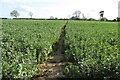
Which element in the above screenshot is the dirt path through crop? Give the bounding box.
[32,22,67,80]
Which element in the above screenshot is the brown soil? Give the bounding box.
[31,24,67,80]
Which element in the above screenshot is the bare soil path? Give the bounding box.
[31,23,67,80]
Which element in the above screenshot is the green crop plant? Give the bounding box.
[2,19,66,79]
[64,21,119,78]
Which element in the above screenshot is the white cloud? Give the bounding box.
[1,0,61,4]
[1,0,13,3]
[18,5,35,12]
[0,0,119,19]
[15,5,36,18]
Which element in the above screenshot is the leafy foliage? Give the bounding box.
[64,21,120,78]
[2,19,66,79]
[10,10,20,18]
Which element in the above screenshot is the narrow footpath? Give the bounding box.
[32,22,68,80]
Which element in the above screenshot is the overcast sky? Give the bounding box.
[0,0,119,20]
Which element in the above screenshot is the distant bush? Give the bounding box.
[100,17,108,21]
[70,16,80,20]
[116,17,120,22]
[1,18,8,19]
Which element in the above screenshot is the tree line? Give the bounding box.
[1,10,120,21]
[10,10,33,18]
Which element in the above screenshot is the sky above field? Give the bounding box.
[0,0,119,20]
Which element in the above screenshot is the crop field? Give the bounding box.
[2,19,66,78]
[1,19,120,79]
[64,21,119,78]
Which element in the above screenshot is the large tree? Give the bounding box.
[10,10,20,18]
[73,10,81,18]
[50,16,54,19]
[82,13,86,19]
[99,11,104,19]
[29,12,33,18]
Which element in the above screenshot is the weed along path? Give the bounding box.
[32,22,68,80]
